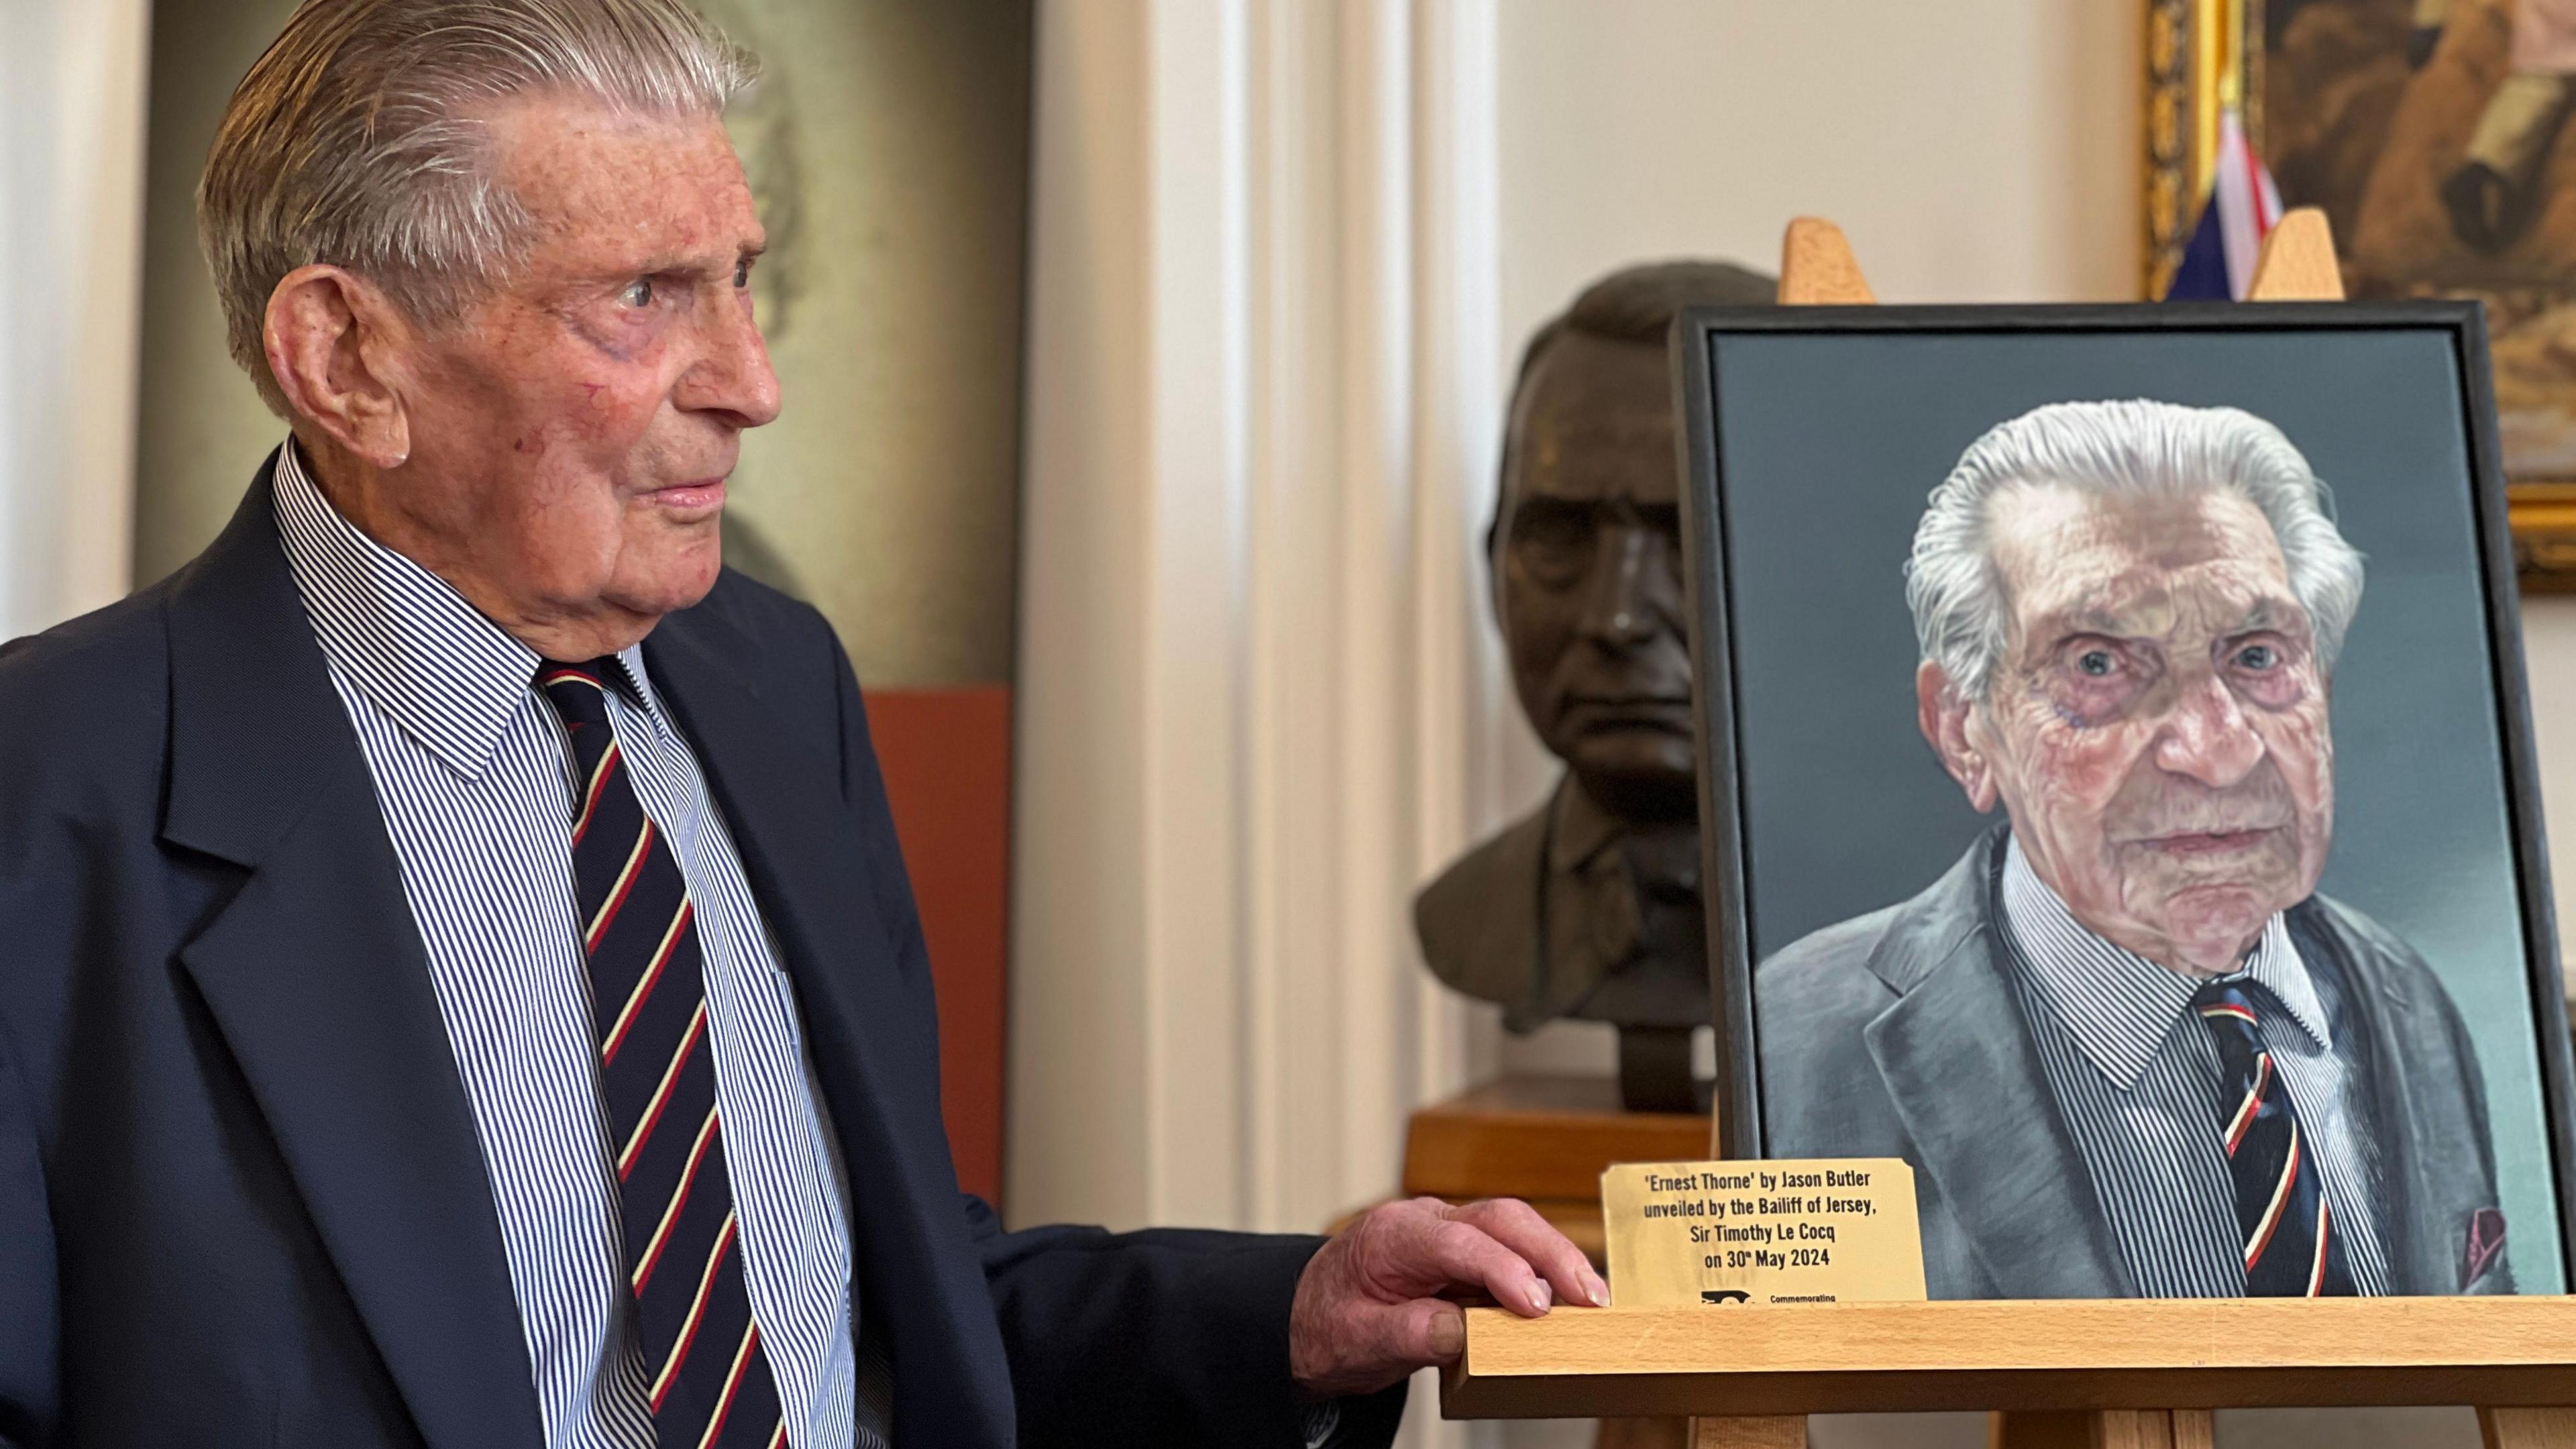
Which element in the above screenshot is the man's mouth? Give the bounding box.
[1563,695,1693,729]
[646,478,727,514]
[2130,826,2282,856]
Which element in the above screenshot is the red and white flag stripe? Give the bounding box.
[2214,107,2284,301]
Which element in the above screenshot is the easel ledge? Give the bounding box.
[1444,1299,2576,1426]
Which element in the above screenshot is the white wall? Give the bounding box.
[0,0,149,640]
[1497,0,2144,324]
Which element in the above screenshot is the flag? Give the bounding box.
[2163,107,2285,301]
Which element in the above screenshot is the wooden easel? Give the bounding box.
[1442,212,2576,1449]
[1444,1299,2576,1448]
[1774,208,2345,307]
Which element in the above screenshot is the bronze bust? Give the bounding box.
[1414,260,1773,1112]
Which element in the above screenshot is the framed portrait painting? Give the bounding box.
[2149,0,2576,580]
[1677,303,2576,1302]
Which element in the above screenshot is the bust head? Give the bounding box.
[1492,261,1773,822]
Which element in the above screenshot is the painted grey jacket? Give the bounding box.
[1756,826,2515,1299]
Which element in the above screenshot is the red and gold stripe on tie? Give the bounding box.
[586,816,657,951]
[634,1106,724,1293]
[602,898,694,1065]
[2243,1122,2303,1273]
[651,1212,741,1412]
[573,740,621,847]
[696,1322,766,1449]
[2221,1052,2271,1157]
[619,1001,708,1180]
[2306,1194,2332,1297]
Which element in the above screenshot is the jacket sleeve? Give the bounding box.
[0,1016,58,1447]
[817,614,1403,1446]
[965,1199,1407,1448]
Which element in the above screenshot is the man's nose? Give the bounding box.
[2153,674,2266,788]
[1574,525,1668,649]
[681,293,783,428]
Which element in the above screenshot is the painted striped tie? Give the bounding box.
[2191,980,2353,1297]
[539,661,788,1449]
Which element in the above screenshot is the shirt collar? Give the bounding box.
[271,439,676,778]
[1998,833,2330,1090]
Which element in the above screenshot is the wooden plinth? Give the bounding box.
[1397,1075,1709,1266]
[1443,1299,2576,1419]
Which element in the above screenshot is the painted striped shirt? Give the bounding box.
[272,443,892,1448]
[1997,837,2392,1297]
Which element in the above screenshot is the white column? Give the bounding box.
[0,0,150,640]
[1012,0,1515,1249]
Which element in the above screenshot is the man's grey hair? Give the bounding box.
[199,0,756,416]
[1904,398,2365,700]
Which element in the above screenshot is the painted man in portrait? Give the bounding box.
[1756,399,2512,1299]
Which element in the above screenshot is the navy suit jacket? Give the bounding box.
[0,464,1394,1448]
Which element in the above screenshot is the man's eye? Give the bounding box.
[621,278,655,308]
[734,258,754,288]
[2235,643,2279,671]
[1511,511,1595,580]
[2076,649,2117,678]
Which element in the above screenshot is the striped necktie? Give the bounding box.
[2191,979,2354,1297]
[539,660,788,1449]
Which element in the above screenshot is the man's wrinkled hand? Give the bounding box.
[1288,1195,1607,1399]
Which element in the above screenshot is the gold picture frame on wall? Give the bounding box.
[2148,0,2576,584]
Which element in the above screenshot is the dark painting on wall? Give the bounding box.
[2267,0,2576,478]
[2152,0,2576,576]
[1679,303,2576,1301]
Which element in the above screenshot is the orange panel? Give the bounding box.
[861,686,1012,1206]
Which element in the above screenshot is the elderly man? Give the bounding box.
[1758,399,2510,1302]
[0,3,1599,1446]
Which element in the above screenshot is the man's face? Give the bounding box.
[1933,484,2336,976]
[385,98,778,639]
[1497,331,1694,819]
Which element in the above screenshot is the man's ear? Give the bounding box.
[262,265,415,469]
[1917,661,1999,813]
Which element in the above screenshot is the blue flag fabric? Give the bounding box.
[2164,201,2233,301]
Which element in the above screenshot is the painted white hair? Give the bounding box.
[199,0,757,416]
[1903,398,2365,700]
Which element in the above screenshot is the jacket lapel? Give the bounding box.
[2290,902,2453,1293]
[160,465,543,1449]
[1860,835,2130,1297]
[645,596,1013,1449]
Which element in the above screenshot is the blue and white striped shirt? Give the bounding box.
[1997,837,2392,1297]
[272,443,891,1448]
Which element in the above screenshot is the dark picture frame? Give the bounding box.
[1674,301,2576,1291]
